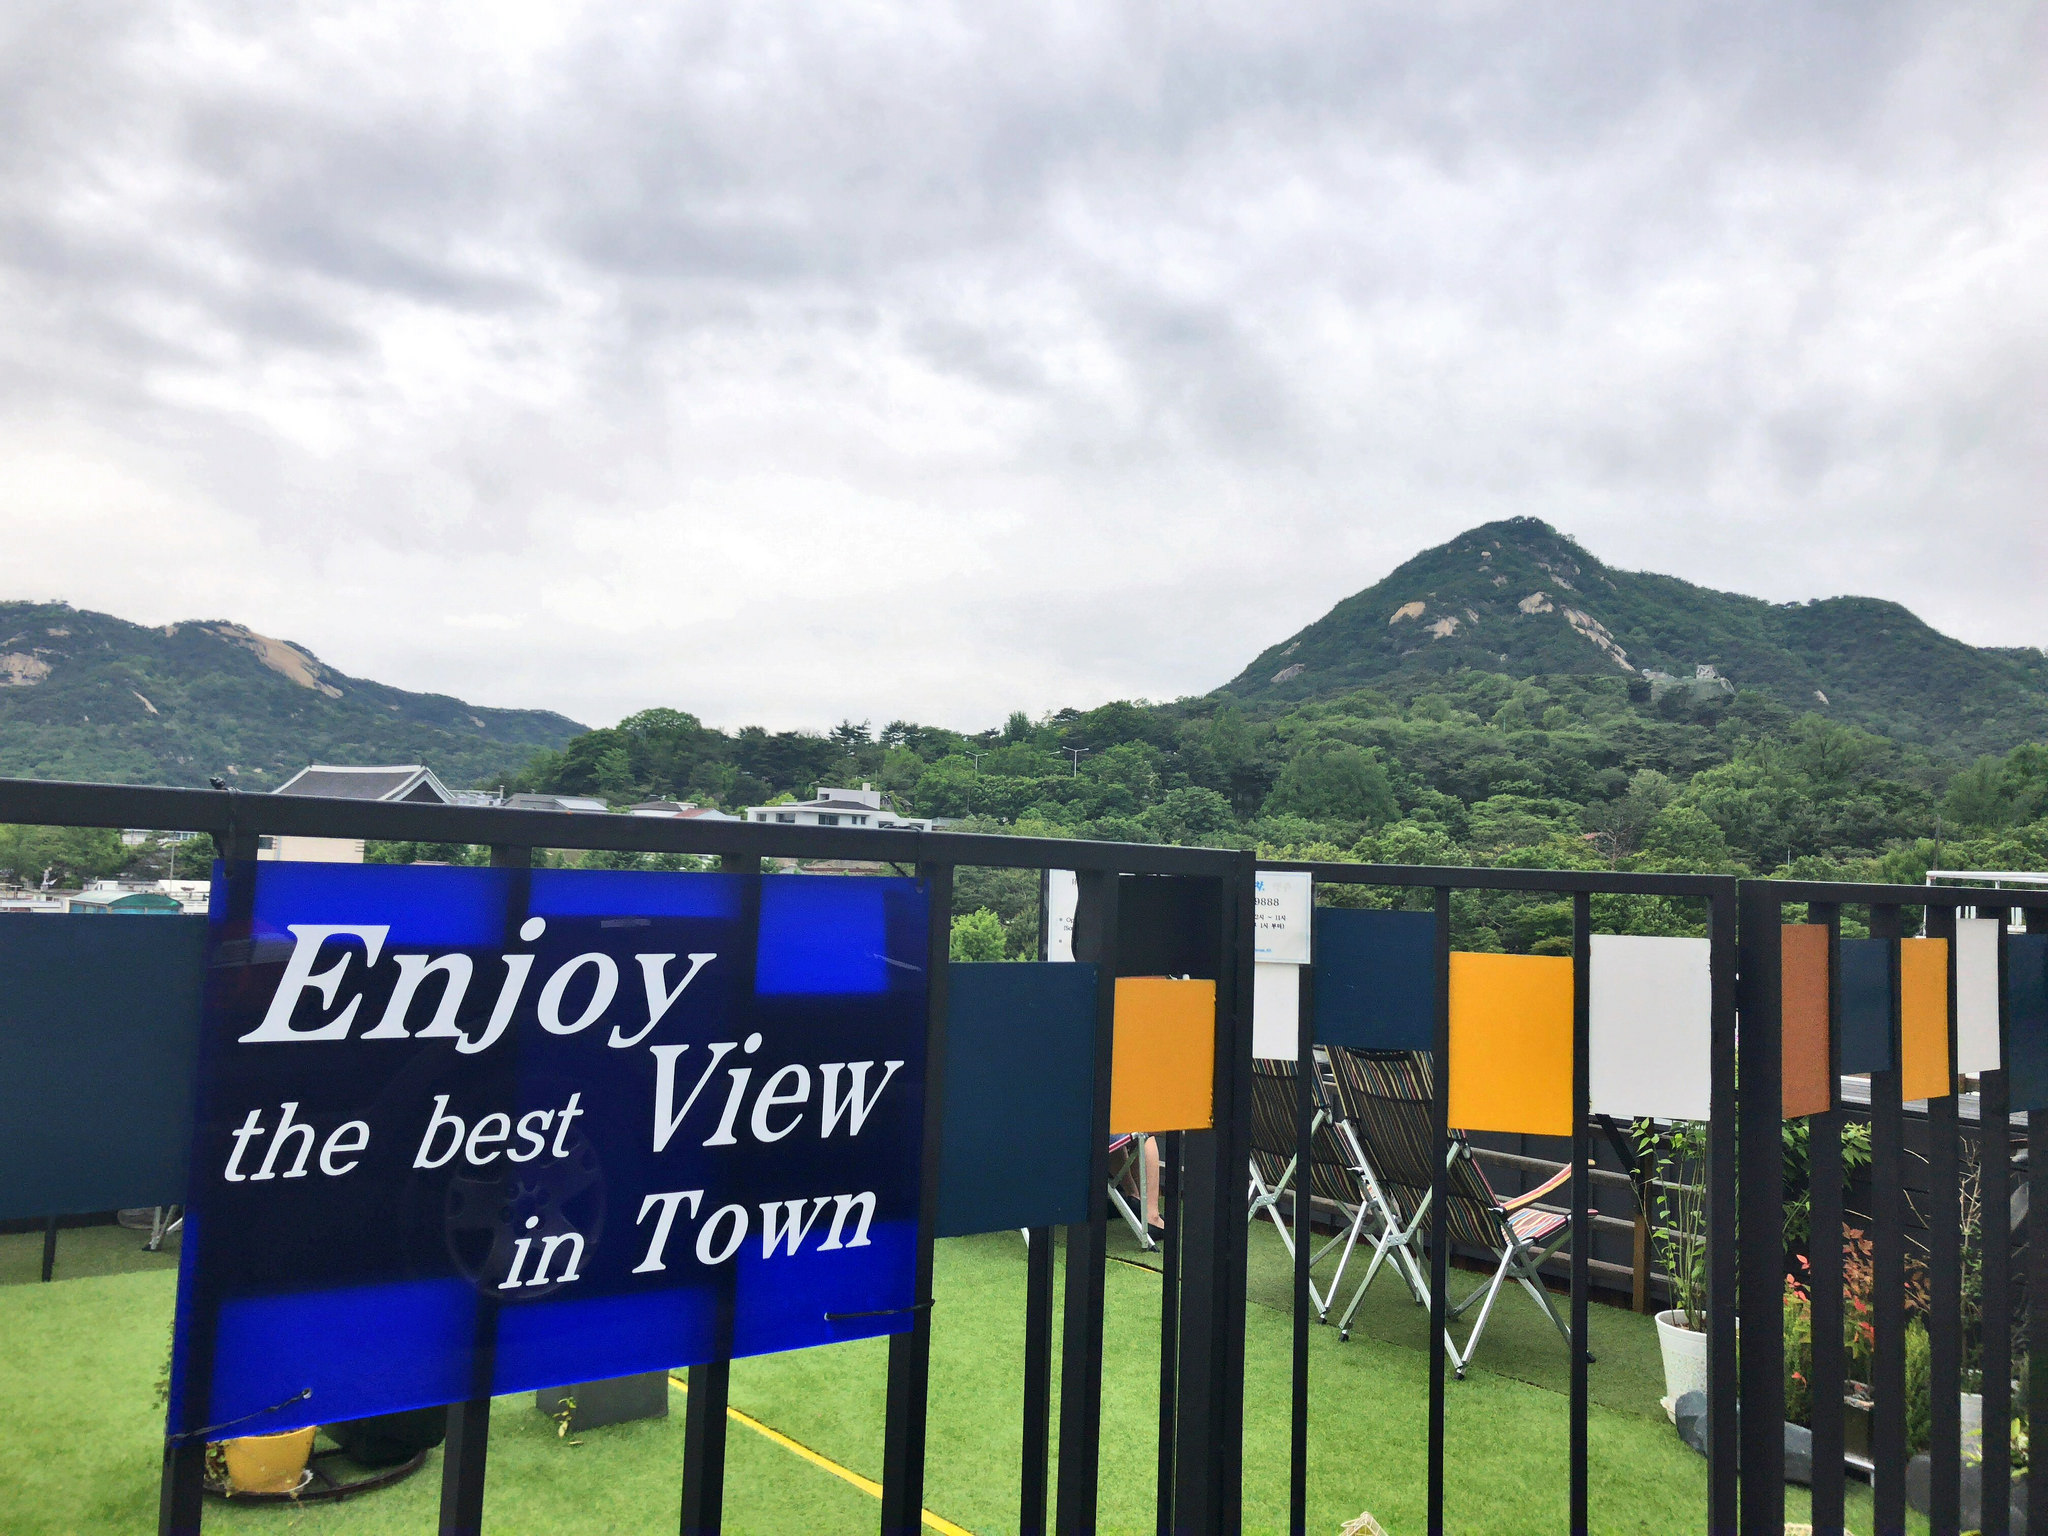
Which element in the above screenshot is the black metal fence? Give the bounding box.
[8,770,2048,1534]
[1732,880,2048,1536]
[1249,866,2048,1536]
[0,777,1254,1536]
[1257,860,1740,1535]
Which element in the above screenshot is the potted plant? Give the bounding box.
[155,1317,317,1496]
[1787,1229,1933,1473]
[212,1429,316,1495]
[1636,1118,1709,1408]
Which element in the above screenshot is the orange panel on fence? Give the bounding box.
[1109,977,1216,1133]
[1781,924,1832,1118]
[1900,937,1952,1102]
[1447,952,1573,1136]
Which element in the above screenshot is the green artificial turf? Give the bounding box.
[0,1221,1911,1534]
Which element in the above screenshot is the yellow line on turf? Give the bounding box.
[1108,1254,1161,1276]
[667,1375,972,1536]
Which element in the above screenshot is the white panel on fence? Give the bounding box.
[1254,871,1313,964]
[1045,870,1077,962]
[1589,934,1712,1122]
[1253,962,1301,1060]
[1956,917,2001,1075]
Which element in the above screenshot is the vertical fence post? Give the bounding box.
[159,819,260,1536]
[1290,956,1315,1536]
[1869,904,1908,1534]
[1981,907,2012,1536]
[1707,884,1740,1535]
[1926,904,1962,1536]
[2026,903,2048,1536]
[1735,882,1786,1533]
[679,1362,729,1536]
[1021,868,1057,1536]
[1172,862,1253,1534]
[1807,902,1847,1536]
[1155,1132,1180,1536]
[1056,869,1118,1535]
[439,1393,493,1536]
[1570,891,1591,1536]
[440,841,531,1536]
[679,853,756,1534]
[879,859,952,1535]
[1020,1224,1055,1536]
[1427,883,1452,1536]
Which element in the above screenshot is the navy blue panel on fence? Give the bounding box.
[937,962,1098,1238]
[171,863,930,1439]
[0,913,205,1220]
[2007,935,2048,1112]
[1312,908,1436,1051]
[1840,939,1893,1074]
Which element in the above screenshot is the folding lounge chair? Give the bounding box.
[1245,1058,1387,1315]
[1326,1048,1580,1378]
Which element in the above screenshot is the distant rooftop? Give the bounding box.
[272,764,455,803]
[506,792,611,814]
[797,785,886,811]
[629,800,741,821]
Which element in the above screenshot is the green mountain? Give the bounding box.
[1225,517,2048,759]
[0,602,583,790]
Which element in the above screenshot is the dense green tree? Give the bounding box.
[1263,744,1397,825]
[0,824,128,887]
[483,655,2048,958]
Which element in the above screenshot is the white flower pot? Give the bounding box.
[1962,1391,1983,1464]
[1656,1308,1708,1408]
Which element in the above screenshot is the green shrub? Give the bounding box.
[948,908,1006,963]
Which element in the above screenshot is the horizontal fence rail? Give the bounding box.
[0,776,1231,876]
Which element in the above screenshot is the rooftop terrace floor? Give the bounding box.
[0,1220,1903,1534]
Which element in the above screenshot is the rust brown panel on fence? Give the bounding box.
[1782,923,1832,1117]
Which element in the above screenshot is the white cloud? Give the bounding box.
[1,0,2043,732]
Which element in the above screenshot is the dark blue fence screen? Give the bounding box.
[1311,907,1435,1051]
[0,913,205,1221]
[2008,932,2048,1111]
[937,962,1097,1238]
[1839,937,1894,1074]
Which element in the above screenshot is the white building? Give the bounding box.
[742,784,931,832]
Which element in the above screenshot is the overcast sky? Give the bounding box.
[4,3,2044,732]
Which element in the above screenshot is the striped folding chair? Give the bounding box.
[1246,1057,1383,1315]
[1326,1047,1579,1377]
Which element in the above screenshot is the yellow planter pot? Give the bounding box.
[220,1427,315,1495]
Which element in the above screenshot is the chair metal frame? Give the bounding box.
[1324,1046,1582,1378]
[1246,1059,1387,1316]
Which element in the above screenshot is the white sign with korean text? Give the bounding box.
[1254,870,1312,965]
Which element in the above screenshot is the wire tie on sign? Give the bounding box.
[822,1301,934,1322]
[166,1387,313,1444]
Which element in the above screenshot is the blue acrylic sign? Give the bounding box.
[168,863,929,1441]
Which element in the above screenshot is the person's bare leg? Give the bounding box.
[1144,1136,1162,1229]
